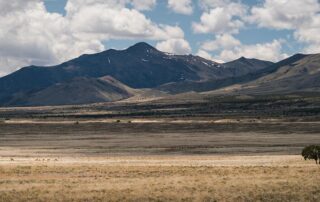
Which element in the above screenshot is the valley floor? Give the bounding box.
[1,95,320,201]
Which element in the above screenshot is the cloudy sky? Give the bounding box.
[0,0,319,76]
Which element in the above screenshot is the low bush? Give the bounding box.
[302,145,320,164]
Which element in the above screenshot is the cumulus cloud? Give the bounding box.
[66,0,183,40]
[248,0,320,53]
[156,39,192,55]
[0,0,185,76]
[67,3,183,40]
[0,0,103,74]
[201,34,241,51]
[167,0,193,15]
[197,36,288,63]
[248,0,320,29]
[217,39,288,62]
[193,2,247,34]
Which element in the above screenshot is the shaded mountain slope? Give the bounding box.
[6,76,133,106]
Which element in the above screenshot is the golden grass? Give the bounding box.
[0,155,320,202]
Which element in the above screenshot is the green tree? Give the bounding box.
[301,145,320,164]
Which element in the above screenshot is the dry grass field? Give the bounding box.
[0,155,320,202]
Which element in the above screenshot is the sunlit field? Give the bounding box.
[0,155,319,202]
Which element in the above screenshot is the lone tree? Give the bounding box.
[302,145,320,164]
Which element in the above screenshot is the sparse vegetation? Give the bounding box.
[0,156,319,202]
[302,145,320,164]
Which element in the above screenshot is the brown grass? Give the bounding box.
[0,155,319,202]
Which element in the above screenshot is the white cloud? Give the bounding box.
[0,1,103,73]
[201,34,241,51]
[216,39,288,62]
[66,0,183,40]
[130,0,156,11]
[0,0,185,76]
[248,0,320,54]
[68,4,184,40]
[168,0,193,15]
[197,37,288,63]
[156,39,192,55]
[198,0,230,10]
[193,2,247,34]
[294,15,320,53]
[248,0,320,30]
[196,0,320,59]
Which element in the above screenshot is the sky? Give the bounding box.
[0,0,319,76]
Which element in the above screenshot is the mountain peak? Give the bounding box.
[127,42,156,52]
[238,56,248,61]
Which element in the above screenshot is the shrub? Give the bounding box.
[301,145,320,164]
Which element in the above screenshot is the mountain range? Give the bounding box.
[0,42,319,106]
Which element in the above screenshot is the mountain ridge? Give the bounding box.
[208,53,320,95]
[4,42,317,106]
[0,42,275,106]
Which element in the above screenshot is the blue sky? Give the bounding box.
[0,0,319,76]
